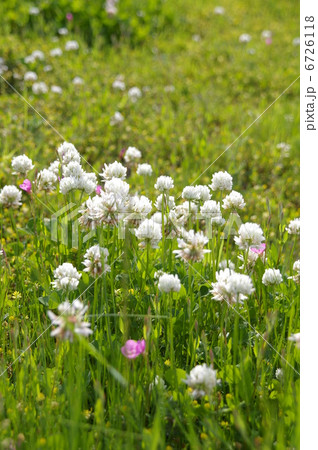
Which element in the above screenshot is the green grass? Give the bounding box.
[0,0,299,448]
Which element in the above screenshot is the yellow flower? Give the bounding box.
[200,433,208,440]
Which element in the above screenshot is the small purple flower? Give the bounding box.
[19,179,32,193]
[265,38,272,45]
[96,185,102,195]
[66,13,73,21]
[121,339,146,359]
[119,148,126,160]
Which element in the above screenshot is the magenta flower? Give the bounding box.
[119,148,126,160]
[19,179,32,193]
[265,38,272,45]
[250,243,266,254]
[66,13,73,21]
[96,185,102,195]
[121,339,146,359]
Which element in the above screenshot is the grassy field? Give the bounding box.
[0,0,299,449]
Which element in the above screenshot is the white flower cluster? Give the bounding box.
[200,200,224,225]
[183,364,219,398]
[36,168,58,192]
[211,268,254,304]
[82,245,111,277]
[124,147,142,164]
[135,219,162,248]
[137,163,153,177]
[32,82,48,94]
[222,191,246,210]
[100,161,127,181]
[0,185,22,209]
[288,260,300,283]
[285,218,300,235]
[128,87,142,102]
[51,262,81,292]
[182,185,211,202]
[11,154,34,175]
[209,171,232,191]
[155,176,174,192]
[157,273,181,293]
[262,268,283,286]
[48,300,92,342]
[234,223,265,250]
[174,230,210,262]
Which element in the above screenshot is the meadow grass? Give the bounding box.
[0,0,299,448]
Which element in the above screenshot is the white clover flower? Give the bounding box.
[58,27,68,35]
[73,76,84,85]
[157,273,181,293]
[0,185,22,209]
[36,168,57,192]
[155,194,175,211]
[60,176,77,195]
[183,364,218,399]
[128,86,142,102]
[293,37,300,46]
[104,178,130,202]
[164,85,175,92]
[174,230,210,262]
[169,202,198,227]
[151,212,167,225]
[137,163,153,176]
[94,192,123,226]
[194,185,211,202]
[65,40,79,51]
[78,196,102,230]
[288,259,300,283]
[211,268,254,304]
[43,65,52,72]
[200,200,224,225]
[100,161,127,181]
[105,0,119,15]
[124,146,142,163]
[110,111,124,125]
[50,48,63,57]
[51,262,81,291]
[29,6,40,15]
[48,160,60,175]
[48,300,92,342]
[288,332,300,348]
[276,142,291,157]
[11,154,34,175]
[219,260,235,270]
[62,161,84,178]
[234,222,265,249]
[210,171,232,191]
[51,85,63,94]
[239,33,252,43]
[112,79,126,91]
[32,82,48,94]
[214,6,225,15]
[24,55,35,64]
[58,142,81,165]
[82,245,110,277]
[222,191,246,210]
[154,176,174,192]
[135,219,162,248]
[81,172,98,194]
[262,268,283,286]
[182,186,198,201]
[24,71,38,81]
[285,218,300,235]
[128,195,152,215]
[149,375,166,391]
[31,50,45,60]
[275,368,283,380]
[261,30,272,39]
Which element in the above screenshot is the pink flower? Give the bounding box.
[66,13,73,21]
[121,339,146,359]
[119,148,126,160]
[265,38,272,45]
[19,179,32,193]
[250,243,266,254]
[96,185,102,195]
